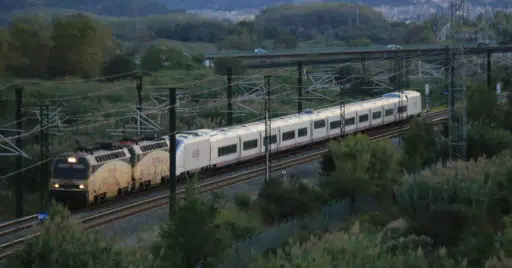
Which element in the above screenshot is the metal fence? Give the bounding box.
[220,196,378,267]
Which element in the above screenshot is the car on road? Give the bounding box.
[387,44,402,50]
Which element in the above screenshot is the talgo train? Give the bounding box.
[49,90,422,206]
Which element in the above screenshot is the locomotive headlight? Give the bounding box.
[67,157,77,163]
[78,184,85,189]
[53,184,60,188]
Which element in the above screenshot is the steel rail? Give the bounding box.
[0,109,449,259]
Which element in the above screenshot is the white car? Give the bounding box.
[387,44,402,50]
[254,48,268,55]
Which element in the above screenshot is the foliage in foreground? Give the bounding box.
[320,134,402,202]
[251,222,463,267]
[151,183,232,268]
[3,201,155,268]
[394,150,512,266]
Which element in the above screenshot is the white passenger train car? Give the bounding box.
[49,91,423,207]
[173,90,422,176]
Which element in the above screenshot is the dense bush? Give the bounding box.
[319,134,402,203]
[467,122,512,160]
[395,151,512,266]
[401,119,445,171]
[251,222,464,267]
[151,184,231,268]
[3,201,154,268]
[257,177,324,224]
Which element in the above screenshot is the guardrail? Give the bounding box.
[0,109,449,260]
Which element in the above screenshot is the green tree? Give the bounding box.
[257,177,324,223]
[140,43,194,72]
[467,122,512,160]
[5,201,152,268]
[213,57,247,76]
[48,13,114,78]
[467,83,498,124]
[251,226,462,267]
[403,24,435,44]
[217,34,254,50]
[401,119,444,171]
[273,34,298,49]
[348,37,372,47]
[320,134,402,205]
[151,182,231,268]
[7,15,52,78]
[102,54,136,79]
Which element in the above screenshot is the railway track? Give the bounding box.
[0,109,448,260]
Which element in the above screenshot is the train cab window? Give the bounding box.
[298,127,308,137]
[397,106,407,113]
[385,108,394,116]
[52,158,90,179]
[372,111,382,119]
[330,120,341,129]
[345,117,355,126]
[282,131,295,141]
[359,114,369,123]
[243,139,258,151]
[263,135,277,146]
[218,144,237,157]
[314,120,326,129]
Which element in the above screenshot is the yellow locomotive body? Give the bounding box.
[50,145,133,206]
[50,138,171,207]
[132,139,170,190]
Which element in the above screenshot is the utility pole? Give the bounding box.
[39,104,50,212]
[264,75,271,182]
[136,74,143,137]
[297,61,303,113]
[447,0,468,161]
[168,87,177,219]
[15,86,23,218]
[226,67,233,126]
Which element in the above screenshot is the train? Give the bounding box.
[49,90,422,206]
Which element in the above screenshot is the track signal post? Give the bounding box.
[168,87,177,218]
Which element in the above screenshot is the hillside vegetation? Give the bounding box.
[0,0,170,18]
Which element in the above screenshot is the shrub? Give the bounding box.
[251,222,464,267]
[4,201,153,268]
[257,177,324,223]
[234,192,252,211]
[151,183,231,268]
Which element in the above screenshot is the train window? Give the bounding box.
[298,127,308,137]
[359,114,369,123]
[282,131,295,141]
[385,108,394,116]
[314,120,325,129]
[372,111,382,119]
[243,139,258,150]
[397,106,407,113]
[330,120,341,129]
[218,144,237,157]
[345,117,355,125]
[263,135,277,146]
